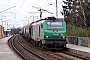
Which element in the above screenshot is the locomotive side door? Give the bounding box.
[39,23,44,39]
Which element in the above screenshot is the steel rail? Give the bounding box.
[61,51,90,60]
[11,36,28,60]
[18,39,46,60]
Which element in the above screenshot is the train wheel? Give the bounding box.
[33,41,36,45]
[63,44,66,49]
[38,41,42,47]
[64,44,66,49]
[42,44,46,49]
[35,41,38,45]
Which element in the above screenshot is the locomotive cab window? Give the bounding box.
[41,24,43,28]
[47,22,63,30]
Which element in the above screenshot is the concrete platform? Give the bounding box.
[0,36,20,60]
[67,44,90,53]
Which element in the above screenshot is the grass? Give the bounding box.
[67,24,90,37]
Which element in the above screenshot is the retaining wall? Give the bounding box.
[67,36,90,48]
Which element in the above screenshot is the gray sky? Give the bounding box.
[0,0,64,29]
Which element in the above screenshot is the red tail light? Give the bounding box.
[61,34,64,36]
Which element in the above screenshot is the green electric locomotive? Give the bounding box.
[30,17,67,49]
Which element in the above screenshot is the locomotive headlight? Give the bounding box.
[63,36,65,38]
[46,36,49,38]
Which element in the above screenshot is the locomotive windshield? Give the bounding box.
[47,22,63,30]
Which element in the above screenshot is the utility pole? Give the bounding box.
[0,6,16,29]
[7,21,8,29]
[33,16,34,21]
[1,15,3,26]
[22,20,30,26]
[26,15,38,22]
[32,6,54,20]
[39,8,42,19]
[28,12,39,20]
[56,0,58,18]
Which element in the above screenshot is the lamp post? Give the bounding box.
[56,0,58,18]
[1,15,3,26]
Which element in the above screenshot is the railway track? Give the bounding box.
[19,35,68,60]
[61,50,90,60]
[54,50,90,60]
[8,35,90,60]
[17,38,46,60]
[11,36,28,60]
[8,35,46,60]
[19,35,86,60]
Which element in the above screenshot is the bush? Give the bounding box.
[67,24,90,37]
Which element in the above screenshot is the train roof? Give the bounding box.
[45,17,64,21]
[24,17,65,28]
[32,20,45,25]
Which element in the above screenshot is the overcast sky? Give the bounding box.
[0,0,64,29]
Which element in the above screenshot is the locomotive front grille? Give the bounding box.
[45,40,67,45]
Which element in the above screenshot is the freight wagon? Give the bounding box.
[0,25,4,39]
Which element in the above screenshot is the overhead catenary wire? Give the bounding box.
[26,0,46,20]
[25,0,43,20]
[35,0,44,6]
[0,6,16,13]
[27,0,55,21]
[41,0,49,7]
[44,2,55,8]
[16,0,25,14]
[28,0,47,12]
[16,0,21,7]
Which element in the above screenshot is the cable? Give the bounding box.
[28,0,44,12]
[16,0,21,7]
[44,2,55,8]
[26,0,44,20]
[16,0,25,14]
[41,0,48,7]
[0,6,16,13]
[35,0,44,6]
